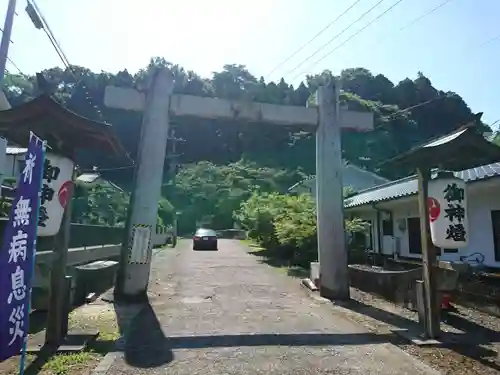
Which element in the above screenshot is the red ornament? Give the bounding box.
[58,181,73,209]
[428,197,441,222]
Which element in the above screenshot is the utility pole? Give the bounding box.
[0,0,17,87]
[168,127,179,181]
[105,68,173,302]
[167,127,182,245]
[417,167,440,338]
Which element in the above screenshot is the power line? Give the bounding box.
[4,56,32,84]
[478,33,500,49]
[265,0,364,78]
[383,96,448,120]
[490,119,500,130]
[291,0,406,81]
[27,0,107,123]
[27,1,136,165]
[6,56,22,73]
[0,27,14,44]
[29,1,71,67]
[282,0,388,79]
[394,0,452,34]
[294,0,452,80]
[343,0,454,66]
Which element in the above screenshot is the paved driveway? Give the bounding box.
[100,239,439,375]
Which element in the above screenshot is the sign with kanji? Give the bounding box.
[0,132,45,361]
[428,171,468,249]
[37,153,74,237]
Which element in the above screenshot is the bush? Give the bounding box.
[233,192,288,249]
[234,191,366,267]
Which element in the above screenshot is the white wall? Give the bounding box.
[348,179,500,268]
[4,153,23,178]
[0,138,6,182]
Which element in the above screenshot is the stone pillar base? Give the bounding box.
[319,285,350,301]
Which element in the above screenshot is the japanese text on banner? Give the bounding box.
[444,182,466,242]
[0,133,44,362]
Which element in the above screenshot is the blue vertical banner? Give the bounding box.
[0,132,45,362]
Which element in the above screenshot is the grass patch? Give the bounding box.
[240,239,264,250]
[241,239,309,279]
[0,303,120,375]
[41,351,98,375]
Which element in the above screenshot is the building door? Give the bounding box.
[407,217,444,256]
[407,217,422,254]
[491,210,500,261]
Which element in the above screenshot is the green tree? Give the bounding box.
[234,191,366,267]
[164,160,305,234]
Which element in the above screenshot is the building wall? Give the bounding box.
[348,179,500,268]
[0,138,6,176]
[4,153,25,179]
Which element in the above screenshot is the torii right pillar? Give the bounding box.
[315,82,373,299]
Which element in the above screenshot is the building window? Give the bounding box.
[382,218,394,236]
[491,210,500,261]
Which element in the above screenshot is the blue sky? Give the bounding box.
[2,0,500,126]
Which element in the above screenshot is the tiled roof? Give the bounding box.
[345,162,500,208]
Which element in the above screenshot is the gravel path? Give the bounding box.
[100,240,439,375]
[335,287,500,375]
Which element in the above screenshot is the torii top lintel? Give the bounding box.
[104,85,374,131]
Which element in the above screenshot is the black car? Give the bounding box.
[192,228,218,250]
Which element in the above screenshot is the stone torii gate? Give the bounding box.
[104,68,373,302]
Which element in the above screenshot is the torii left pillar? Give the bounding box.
[105,68,173,301]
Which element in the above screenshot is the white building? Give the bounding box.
[345,162,500,268]
[289,161,390,196]
[4,146,26,179]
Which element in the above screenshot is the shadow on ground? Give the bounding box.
[111,298,398,369]
[334,298,500,373]
[161,331,393,349]
[27,306,80,335]
[118,301,174,368]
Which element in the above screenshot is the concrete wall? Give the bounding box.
[348,265,422,310]
[348,179,500,268]
[31,244,122,310]
[153,233,169,246]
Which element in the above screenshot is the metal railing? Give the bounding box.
[0,219,125,251]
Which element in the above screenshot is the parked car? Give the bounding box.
[192,228,218,251]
